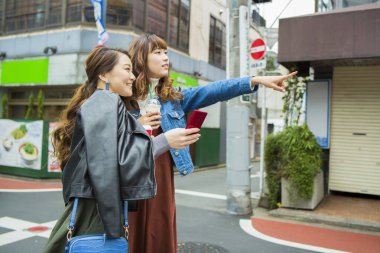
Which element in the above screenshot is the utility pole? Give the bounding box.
[226,0,251,215]
[102,0,107,24]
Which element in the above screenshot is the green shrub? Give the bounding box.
[37,89,44,120]
[25,93,35,120]
[264,124,321,209]
[264,131,285,209]
[281,125,322,200]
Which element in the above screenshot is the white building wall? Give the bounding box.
[189,0,227,61]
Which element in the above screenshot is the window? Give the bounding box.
[66,0,82,23]
[209,16,226,69]
[178,0,190,51]
[147,0,167,39]
[8,87,75,120]
[131,0,190,53]
[47,0,62,26]
[1,0,191,53]
[0,0,4,33]
[5,0,46,32]
[133,0,145,30]
[107,0,132,26]
[169,0,179,46]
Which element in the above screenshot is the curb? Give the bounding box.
[269,208,380,233]
[0,173,61,183]
[174,160,261,176]
[173,164,226,176]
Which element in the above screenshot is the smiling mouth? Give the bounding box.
[162,64,169,68]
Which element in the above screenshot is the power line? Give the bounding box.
[269,0,294,28]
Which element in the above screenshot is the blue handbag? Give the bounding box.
[65,198,129,253]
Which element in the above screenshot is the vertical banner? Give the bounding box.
[306,80,331,149]
[92,0,109,46]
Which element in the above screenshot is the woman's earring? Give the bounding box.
[105,81,109,91]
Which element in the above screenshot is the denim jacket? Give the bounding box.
[131,76,258,176]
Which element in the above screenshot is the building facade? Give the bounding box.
[278,2,380,196]
[0,0,229,167]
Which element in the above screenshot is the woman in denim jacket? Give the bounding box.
[126,34,296,253]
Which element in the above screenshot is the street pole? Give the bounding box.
[259,82,266,196]
[226,0,251,215]
[102,0,107,24]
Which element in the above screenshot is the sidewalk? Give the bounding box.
[0,175,62,191]
[267,194,380,232]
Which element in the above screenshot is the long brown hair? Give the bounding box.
[127,34,183,108]
[52,47,129,169]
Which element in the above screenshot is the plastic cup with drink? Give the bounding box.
[143,97,161,137]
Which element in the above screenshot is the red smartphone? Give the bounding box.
[186,110,208,129]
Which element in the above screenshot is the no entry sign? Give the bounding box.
[250,38,266,60]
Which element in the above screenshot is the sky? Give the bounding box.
[255,0,315,28]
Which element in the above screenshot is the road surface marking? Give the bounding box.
[0,217,57,246]
[175,189,226,200]
[175,189,260,200]
[239,219,349,253]
[0,189,62,193]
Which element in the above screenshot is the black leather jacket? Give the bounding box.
[61,90,156,238]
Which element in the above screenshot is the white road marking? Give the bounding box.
[239,219,349,253]
[175,189,227,200]
[0,189,62,193]
[175,189,260,200]
[0,217,57,246]
[40,220,57,228]
[0,217,38,230]
[0,231,35,246]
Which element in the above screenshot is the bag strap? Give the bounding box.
[67,197,129,241]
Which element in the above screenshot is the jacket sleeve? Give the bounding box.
[180,76,258,113]
[80,91,122,238]
[152,133,170,158]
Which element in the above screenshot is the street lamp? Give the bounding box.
[43,46,57,55]
[0,52,6,60]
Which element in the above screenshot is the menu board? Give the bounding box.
[0,120,43,170]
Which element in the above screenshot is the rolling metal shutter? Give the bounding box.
[329,66,380,195]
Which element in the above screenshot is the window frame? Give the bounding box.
[208,14,226,69]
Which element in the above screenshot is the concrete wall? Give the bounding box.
[0,27,226,82]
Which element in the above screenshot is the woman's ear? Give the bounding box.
[98,74,107,82]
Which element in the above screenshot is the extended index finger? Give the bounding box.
[282,71,298,80]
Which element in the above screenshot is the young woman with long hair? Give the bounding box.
[43,46,200,252]
[126,34,296,253]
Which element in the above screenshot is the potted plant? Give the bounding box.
[280,125,323,209]
[25,92,35,120]
[264,73,324,210]
[37,89,44,120]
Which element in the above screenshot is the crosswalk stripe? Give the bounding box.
[0,217,38,230]
[0,217,58,246]
[0,231,35,247]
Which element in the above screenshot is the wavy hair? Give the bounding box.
[52,47,129,169]
[127,34,183,108]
